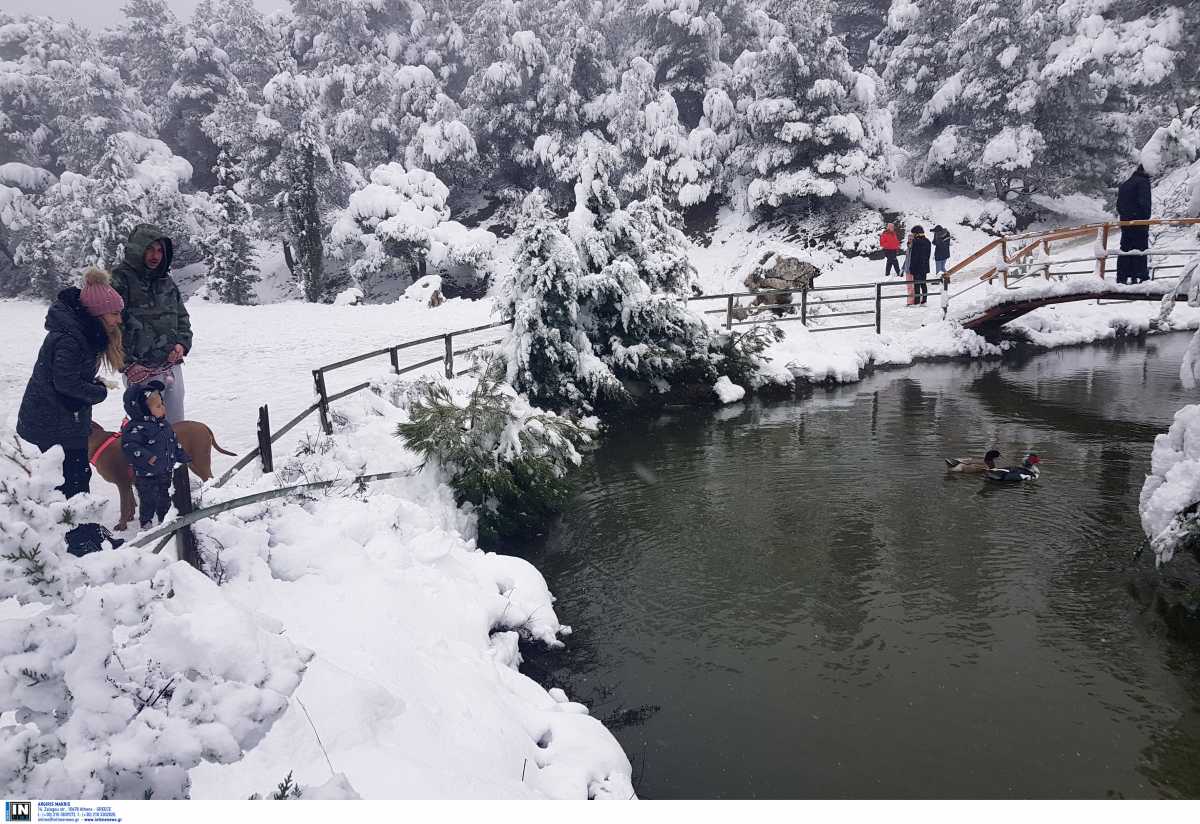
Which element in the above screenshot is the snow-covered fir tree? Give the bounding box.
[732,0,892,210]
[100,0,187,129]
[202,151,259,304]
[503,136,716,412]
[873,0,1193,201]
[218,69,344,302]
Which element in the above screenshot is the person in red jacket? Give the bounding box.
[880,223,901,277]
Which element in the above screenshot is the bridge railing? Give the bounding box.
[964,217,1200,288]
[688,277,946,335]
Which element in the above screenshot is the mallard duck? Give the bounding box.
[945,449,1001,473]
[984,453,1041,483]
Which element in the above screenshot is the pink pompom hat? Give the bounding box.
[79,268,124,316]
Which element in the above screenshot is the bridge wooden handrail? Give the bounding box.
[971,217,1200,284]
[1003,217,1200,244]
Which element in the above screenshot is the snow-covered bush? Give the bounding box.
[0,436,310,799]
[330,163,495,301]
[395,370,592,546]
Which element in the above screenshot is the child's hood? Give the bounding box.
[122,380,166,419]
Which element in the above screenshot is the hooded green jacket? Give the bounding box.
[111,224,192,367]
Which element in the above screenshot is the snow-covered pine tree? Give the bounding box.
[190,0,281,100]
[463,25,587,200]
[0,14,154,177]
[874,0,1190,201]
[502,189,620,409]
[161,31,234,190]
[637,0,724,129]
[99,0,187,130]
[503,136,717,411]
[14,217,62,300]
[731,0,891,211]
[203,151,259,304]
[241,70,345,302]
[26,133,194,286]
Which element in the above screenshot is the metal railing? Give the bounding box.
[689,277,948,335]
[311,319,512,434]
[213,317,513,488]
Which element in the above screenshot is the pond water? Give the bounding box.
[525,332,1200,799]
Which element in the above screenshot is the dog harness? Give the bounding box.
[90,418,132,477]
[89,431,121,468]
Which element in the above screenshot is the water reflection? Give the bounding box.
[526,333,1200,798]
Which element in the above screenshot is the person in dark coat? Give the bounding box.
[1116,164,1152,284]
[120,381,191,528]
[907,225,932,305]
[932,225,952,276]
[111,224,192,423]
[16,269,126,498]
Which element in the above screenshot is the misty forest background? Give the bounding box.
[0,0,1197,306]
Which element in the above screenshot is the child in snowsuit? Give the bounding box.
[121,380,191,528]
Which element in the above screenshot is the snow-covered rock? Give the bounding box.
[713,376,745,404]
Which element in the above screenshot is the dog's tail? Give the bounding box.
[206,424,238,456]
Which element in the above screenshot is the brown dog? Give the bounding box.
[88,420,236,530]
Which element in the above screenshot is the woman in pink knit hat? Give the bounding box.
[16,269,125,499]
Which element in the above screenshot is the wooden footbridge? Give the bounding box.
[691,217,1200,338]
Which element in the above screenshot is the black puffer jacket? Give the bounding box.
[908,234,932,276]
[16,288,109,449]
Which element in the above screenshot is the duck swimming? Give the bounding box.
[945,449,1001,473]
[983,453,1040,483]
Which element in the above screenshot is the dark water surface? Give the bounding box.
[526,333,1200,799]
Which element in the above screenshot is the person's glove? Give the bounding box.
[125,363,153,384]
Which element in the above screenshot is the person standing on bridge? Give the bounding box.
[1116,164,1152,285]
[880,223,902,278]
[932,225,952,278]
[907,226,932,305]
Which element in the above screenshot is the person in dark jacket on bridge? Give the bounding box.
[932,225,952,277]
[17,269,125,498]
[1116,164,1152,284]
[907,226,932,305]
[112,224,192,422]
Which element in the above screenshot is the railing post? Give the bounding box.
[801,288,809,326]
[257,404,273,474]
[725,295,734,331]
[171,465,201,571]
[313,369,332,435]
[389,347,400,374]
[875,283,882,334]
[444,334,454,379]
[1099,225,1110,280]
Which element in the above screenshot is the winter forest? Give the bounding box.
[1,0,1197,308]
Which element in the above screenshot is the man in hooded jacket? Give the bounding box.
[1116,165,1152,284]
[111,224,192,422]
